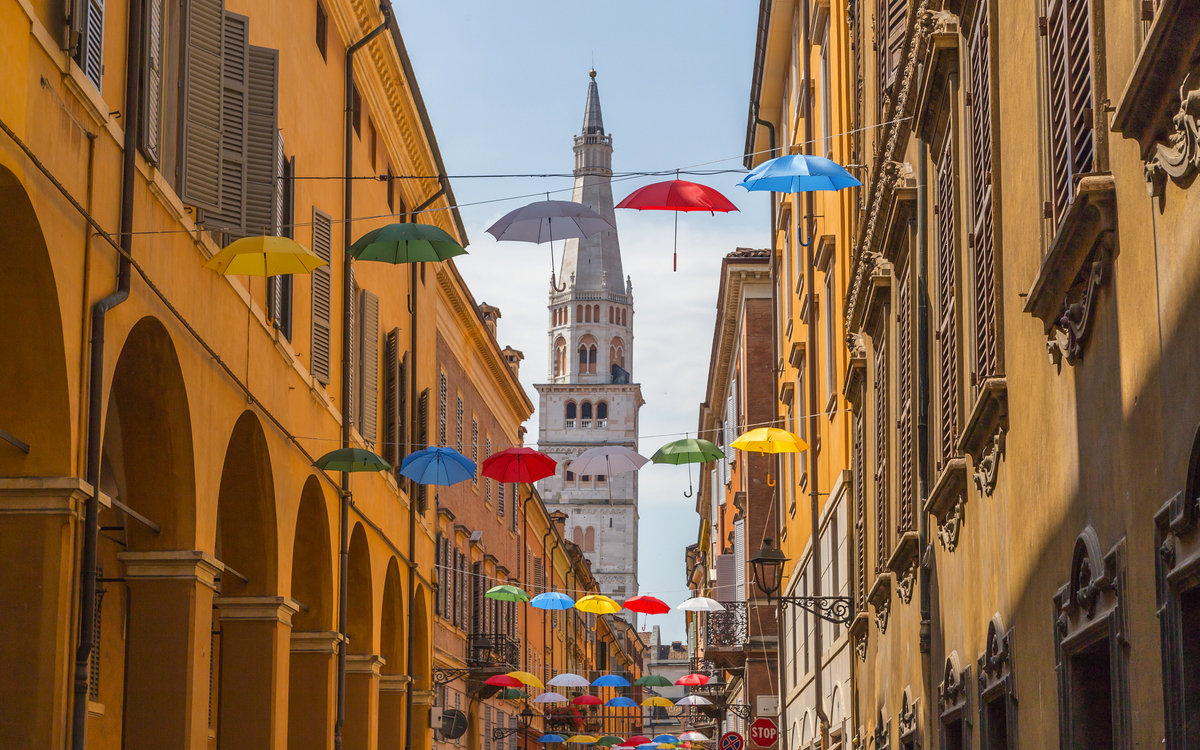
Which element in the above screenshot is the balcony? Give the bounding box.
[565,419,576,429]
[704,603,748,670]
[468,632,520,673]
[581,419,593,429]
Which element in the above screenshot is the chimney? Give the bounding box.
[501,346,524,379]
[477,302,501,336]
[550,511,568,537]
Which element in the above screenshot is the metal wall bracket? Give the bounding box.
[777,595,855,625]
[432,667,472,685]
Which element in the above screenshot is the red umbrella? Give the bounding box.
[622,595,670,615]
[571,694,603,706]
[616,179,739,271]
[481,446,558,483]
[674,673,710,686]
[620,737,652,747]
[486,674,524,687]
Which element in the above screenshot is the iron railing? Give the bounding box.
[705,602,748,647]
[468,632,520,671]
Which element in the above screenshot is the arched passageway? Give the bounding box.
[378,558,407,750]
[344,524,377,750]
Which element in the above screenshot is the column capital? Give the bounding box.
[0,476,95,515]
[291,630,345,654]
[380,674,412,692]
[411,689,437,706]
[215,596,302,625]
[346,654,386,676]
[118,550,224,590]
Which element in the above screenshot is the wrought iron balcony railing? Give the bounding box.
[705,602,748,647]
[468,632,520,671]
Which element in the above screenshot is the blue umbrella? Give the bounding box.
[593,675,631,688]
[399,447,476,486]
[530,591,576,610]
[605,696,637,708]
[539,735,566,744]
[653,736,680,744]
[737,154,861,194]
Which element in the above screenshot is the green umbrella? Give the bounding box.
[633,675,673,687]
[498,688,529,700]
[486,584,531,602]
[597,737,623,747]
[349,223,467,264]
[650,438,723,465]
[313,447,391,472]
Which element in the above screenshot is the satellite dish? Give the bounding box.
[440,709,468,740]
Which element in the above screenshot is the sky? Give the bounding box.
[400,1,769,642]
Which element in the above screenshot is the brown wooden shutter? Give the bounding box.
[444,541,453,619]
[310,208,333,384]
[205,12,249,236]
[896,258,914,535]
[417,389,429,513]
[140,0,165,164]
[967,6,1000,384]
[434,533,443,616]
[873,324,890,571]
[358,288,380,446]
[245,45,278,237]
[1043,0,1095,225]
[877,0,907,99]
[473,562,484,633]
[180,0,224,212]
[853,404,867,607]
[384,328,401,468]
[935,148,960,463]
[348,267,358,425]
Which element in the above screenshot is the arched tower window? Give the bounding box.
[608,306,614,323]
[579,334,598,374]
[573,526,584,546]
[596,402,608,420]
[622,308,627,326]
[610,337,625,370]
[576,304,583,322]
[565,401,577,420]
[593,305,600,322]
[581,401,593,420]
[584,527,595,552]
[554,336,566,377]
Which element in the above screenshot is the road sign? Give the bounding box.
[719,731,744,750]
[749,718,778,748]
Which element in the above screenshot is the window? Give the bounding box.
[315,1,328,60]
[585,306,592,323]
[823,263,836,402]
[472,418,479,487]
[576,304,583,322]
[456,396,463,452]
[367,116,377,171]
[486,436,492,503]
[609,306,614,323]
[1041,0,1097,227]
[873,320,890,571]
[73,0,105,90]
[896,257,914,536]
[935,137,961,464]
[269,146,295,341]
[352,81,362,137]
[581,402,593,422]
[878,0,908,107]
[967,4,1001,385]
[310,209,333,384]
[498,476,506,518]
[357,289,380,445]
[438,372,447,446]
[596,402,608,420]
[820,25,833,158]
[565,402,577,420]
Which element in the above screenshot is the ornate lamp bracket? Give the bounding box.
[776,595,856,625]
[492,726,524,740]
[432,667,472,685]
[725,703,752,720]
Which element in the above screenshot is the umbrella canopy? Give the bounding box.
[571,695,603,706]
[616,180,739,214]
[678,733,709,742]
[623,595,670,615]
[507,671,545,689]
[737,154,862,194]
[486,585,530,602]
[481,446,558,483]
[653,736,680,744]
[203,236,327,276]
[548,673,590,688]
[575,594,622,615]
[620,737,652,747]
[533,692,569,704]
[531,592,576,610]
[633,674,673,687]
[676,597,726,612]
[642,697,675,708]
[597,736,625,746]
[349,222,466,264]
[313,447,390,472]
[566,736,600,744]
[730,427,808,454]
[399,446,476,486]
[675,696,712,707]
[497,688,529,700]
[486,200,612,244]
[567,445,649,476]
[539,735,567,744]
[605,697,637,708]
[592,674,631,687]
[485,675,523,687]
[650,439,723,465]
[674,674,710,686]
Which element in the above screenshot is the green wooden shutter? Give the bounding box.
[205,12,249,237]
[245,45,279,237]
[140,0,164,164]
[359,289,380,446]
[179,0,223,212]
[310,208,333,385]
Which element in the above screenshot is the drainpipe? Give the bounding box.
[73,1,142,748]
[337,10,392,750]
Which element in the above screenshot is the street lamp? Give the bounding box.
[493,704,538,740]
[748,538,855,625]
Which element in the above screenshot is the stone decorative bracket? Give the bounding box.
[1023,175,1117,366]
[927,456,968,547]
[1145,83,1200,198]
[850,611,870,662]
[898,688,919,740]
[957,378,1008,497]
[939,652,970,715]
[869,572,894,634]
[887,531,920,605]
[914,11,961,148]
[935,495,965,552]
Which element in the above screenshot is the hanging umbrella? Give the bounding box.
[507,671,546,689]
[592,675,631,688]
[737,154,862,194]
[642,697,675,708]
[597,736,625,746]
[482,446,558,483]
[650,438,724,498]
[531,592,576,610]
[568,445,649,503]
[571,695,603,706]
[485,674,524,687]
[653,736,680,744]
[203,235,327,276]
[313,447,390,472]
[399,446,476,486]
[539,735,567,744]
[621,737,652,747]
[498,688,529,700]
[486,199,613,289]
[566,736,600,744]
[575,594,622,615]
[549,673,591,688]
[674,696,712,707]
[676,597,725,612]
[679,732,710,742]
[605,697,637,708]
[729,427,808,454]
[487,584,530,602]
[533,692,570,704]
[623,596,670,615]
[616,179,739,271]
[674,674,710,686]
[633,674,673,687]
[348,222,466,264]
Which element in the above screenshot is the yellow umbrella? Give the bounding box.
[642,697,674,708]
[729,427,808,454]
[574,594,621,615]
[567,736,600,744]
[506,670,545,689]
[203,236,327,276]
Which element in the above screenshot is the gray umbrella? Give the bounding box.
[486,200,613,287]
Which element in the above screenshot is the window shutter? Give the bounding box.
[442,538,452,618]
[245,45,278,237]
[967,6,1000,384]
[459,551,469,628]
[715,554,736,601]
[935,149,960,463]
[76,0,105,90]
[733,520,746,602]
[876,0,907,100]
[473,562,483,633]
[471,419,478,486]
[179,0,223,212]
[873,326,890,571]
[274,132,286,236]
[434,534,443,616]
[438,373,447,447]
[896,258,914,535]
[417,389,429,513]
[359,289,380,446]
[348,267,358,427]
[310,209,333,384]
[140,0,164,164]
[385,328,402,467]
[204,12,249,238]
[1044,0,1096,225]
[853,405,867,607]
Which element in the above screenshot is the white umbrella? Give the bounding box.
[676,597,725,612]
[675,696,712,706]
[485,200,613,289]
[548,673,591,688]
[533,692,570,704]
[568,445,649,476]
[679,732,710,742]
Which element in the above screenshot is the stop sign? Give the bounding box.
[749,718,778,748]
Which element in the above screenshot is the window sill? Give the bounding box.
[926,456,968,521]
[957,378,1008,496]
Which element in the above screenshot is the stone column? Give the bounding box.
[410,688,437,750]
[377,674,411,750]
[119,549,223,750]
[289,632,342,750]
[345,654,385,750]
[0,478,90,750]
[214,597,300,750]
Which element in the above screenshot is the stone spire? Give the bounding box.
[582,69,604,135]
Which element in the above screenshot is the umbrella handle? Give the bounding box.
[798,214,814,247]
[683,461,692,498]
